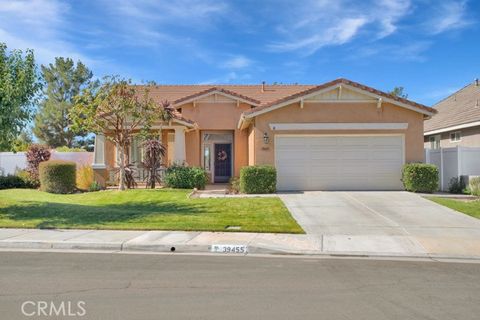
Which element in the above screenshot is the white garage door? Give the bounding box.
[275,135,404,191]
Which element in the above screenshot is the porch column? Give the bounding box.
[92,134,106,168]
[173,127,186,164]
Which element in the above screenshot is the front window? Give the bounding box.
[429,135,440,149]
[450,131,461,142]
[203,145,211,172]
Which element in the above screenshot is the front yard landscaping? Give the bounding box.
[0,189,303,233]
[427,197,480,219]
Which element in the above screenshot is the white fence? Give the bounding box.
[0,151,93,176]
[425,146,480,191]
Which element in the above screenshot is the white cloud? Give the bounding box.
[221,55,253,69]
[425,0,473,35]
[268,0,412,55]
[0,0,99,67]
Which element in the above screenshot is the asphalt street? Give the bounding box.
[0,251,479,319]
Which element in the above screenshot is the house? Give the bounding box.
[92,78,436,191]
[424,79,480,149]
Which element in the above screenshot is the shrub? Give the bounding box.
[88,181,102,192]
[448,176,467,194]
[402,163,439,193]
[164,165,207,189]
[0,175,27,189]
[76,165,94,191]
[469,177,480,196]
[141,139,166,189]
[39,160,76,194]
[16,170,39,188]
[240,165,276,194]
[26,144,51,182]
[228,177,240,194]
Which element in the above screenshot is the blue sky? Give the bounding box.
[0,0,479,106]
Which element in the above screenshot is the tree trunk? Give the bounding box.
[119,147,125,191]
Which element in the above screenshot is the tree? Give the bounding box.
[71,76,173,190]
[33,57,94,148]
[389,86,408,99]
[12,131,33,152]
[0,43,42,151]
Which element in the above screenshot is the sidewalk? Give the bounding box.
[1,228,480,260]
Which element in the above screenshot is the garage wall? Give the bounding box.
[252,101,425,165]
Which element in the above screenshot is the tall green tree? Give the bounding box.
[0,43,42,151]
[33,57,94,147]
[389,86,408,99]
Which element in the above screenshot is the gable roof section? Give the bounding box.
[243,78,435,118]
[134,79,436,129]
[137,84,317,107]
[424,81,480,134]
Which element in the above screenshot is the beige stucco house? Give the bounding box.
[424,79,480,149]
[92,78,436,191]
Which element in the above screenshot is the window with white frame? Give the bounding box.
[429,134,440,149]
[450,131,461,142]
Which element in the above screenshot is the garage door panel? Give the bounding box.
[276,135,404,191]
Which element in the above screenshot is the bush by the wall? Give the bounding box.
[448,176,467,194]
[0,175,27,189]
[164,165,207,189]
[16,170,39,188]
[402,163,439,193]
[240,165,276,194]
[39,160,76,194]
[76,165,94,191]
[469,177,480,196]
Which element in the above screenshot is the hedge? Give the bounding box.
[39,160,76,194]
[0,171,37,190]
[164,165,207,189]
[240,165,276,194]
[402,163,439,193]
[0,175,28,189]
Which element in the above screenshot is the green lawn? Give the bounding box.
[0,189,303,233]
[427,197,480,219]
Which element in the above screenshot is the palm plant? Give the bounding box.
[142,139,166,189]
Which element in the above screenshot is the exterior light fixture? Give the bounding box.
[263,132,270,144]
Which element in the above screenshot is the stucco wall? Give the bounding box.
[424,126,480,148]
[252,101,425,165]
[248,125,255,166]
[181,101,251,176]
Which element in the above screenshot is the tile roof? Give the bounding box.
[244,78,435,116]
[424,81,480,132]
[136,83,317,107]
[135,78,436,122]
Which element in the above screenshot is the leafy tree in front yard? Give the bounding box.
[0,43,42,151]
[71,76,173,190]
[33,57,95,148]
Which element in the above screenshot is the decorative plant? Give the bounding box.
[26,144,51,182]
[76,165,94,191]
[141,139,166,189]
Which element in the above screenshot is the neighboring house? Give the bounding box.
[424,79,480,149]
[92,78,435,191]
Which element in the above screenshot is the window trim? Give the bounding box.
[450,131,461,143]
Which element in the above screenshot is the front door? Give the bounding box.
[214,143,232,183]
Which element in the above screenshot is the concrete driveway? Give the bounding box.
[280,191,480,257]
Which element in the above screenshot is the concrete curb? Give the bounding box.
[1,228,480,261]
